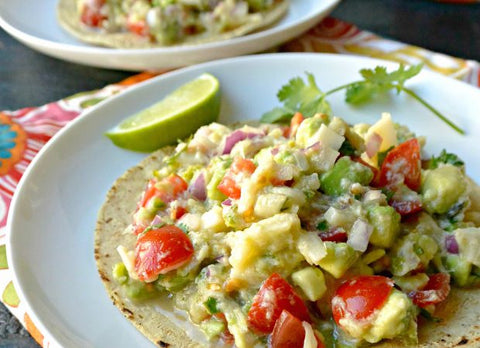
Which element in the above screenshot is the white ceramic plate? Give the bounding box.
[0,0,341,71]
[6,53,480,348]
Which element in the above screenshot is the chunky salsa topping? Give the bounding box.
[77,0,284,45]
[114,112,480,347]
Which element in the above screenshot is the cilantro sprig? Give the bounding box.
[429,149,464,169]
[261,64,464,135]
[261,73,331,123]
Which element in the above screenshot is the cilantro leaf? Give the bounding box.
[377,146,394,167]
[261,107,294,124]
[419,308,442,323]
[204,297,219,314]
[346,64,422,105]
[277,73,321,110]
[360,64,422,91]
[339,139,356,156]
[261,73,331,123]
[429,149,464,169]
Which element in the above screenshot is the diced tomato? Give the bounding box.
[332,276,394,326]
[231,157,256,173]
[134,225,194,282]
[247,273,310,334]
[209,313,235,345]
[390,197,422,216]
[80,0,107,27]
[139,174,188,209]
[127,19,149,37]
[287,112,305,138]
[270,310,305,348]
[389,184,423,216]
[378,139,421,191]
[217,157,256,199]
[138,179,158,209]
[409,273,451,308]
[319,228,348,243]
[170,206,187,220]
[270,311,325,348]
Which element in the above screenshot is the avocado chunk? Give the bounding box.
[454,227,480,267]
[390,234,438,276]
[421,164,467,214]
[320,157,373,196]
[317,242,357,278]
[291,267,327,301]
[200,317,225,341]
[367,205,401,248]
[393,273,429,293]
[444,254,472,287]
[362,290,417,344]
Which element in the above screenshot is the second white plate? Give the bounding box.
[0,0,341,71]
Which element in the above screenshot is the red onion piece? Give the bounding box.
[347,219,373,252]
[303,142,321,153]
[151,215,164,226]
[189,172,206,201]
[222,130,260,155]
[271,148,279,155]
[445,234,459,254]
[366,132,383,158]
[222,198,232,206]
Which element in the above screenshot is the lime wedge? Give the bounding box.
[106,73,221,152]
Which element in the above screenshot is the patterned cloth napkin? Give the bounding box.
[0,17,479,347]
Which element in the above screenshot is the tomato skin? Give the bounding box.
[127,19,149,37]
[217,158,256,199]
[80,0,107,27]
[287,112,305,138]
[388,184,423,215]
[378,139,421,191]
[171,206,187,220]
[390,197,423,216]
[332,275,394,326]
[319,228,348,243]
[409,273,451,308]
[247,273,310,334]
[270,310,305,348]
[139,174,188,208]
[134,225,194,282]
[217,176,240,199]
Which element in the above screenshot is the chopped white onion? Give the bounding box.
[347,218,373,252]
[302,322,318,348]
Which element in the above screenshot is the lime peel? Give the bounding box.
[106,73,221,152]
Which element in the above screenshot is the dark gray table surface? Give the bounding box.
[0,0,479,347]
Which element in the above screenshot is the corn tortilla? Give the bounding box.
[95,144,480,347]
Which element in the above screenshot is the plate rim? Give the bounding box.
[0,0,341,70]
[6,52,480,347]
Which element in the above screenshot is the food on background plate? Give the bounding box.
[95,70,480,347]
[57,0,289,48]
